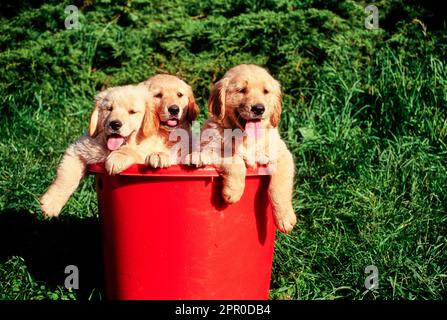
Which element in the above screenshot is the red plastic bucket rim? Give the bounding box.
[88,163,273,177]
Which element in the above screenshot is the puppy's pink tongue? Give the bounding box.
[245,121,264,139]
[167,119,178,127]
[107,136,125,151]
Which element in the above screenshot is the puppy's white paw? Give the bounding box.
[275,210,297,234]
[187,151,214,167]
[106,151,134,175]
[245,156,256,169]
[256,153,270,166]
[200,152,214,166]
[147,152,171,168]
[40,194,62,218]
[222,185,244,204]
[185,151,201,167]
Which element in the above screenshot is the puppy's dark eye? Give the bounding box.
[264,89,269,94]
[107,106,113,111]
[129,110,137,114]
[239,88,247,94]
[177,92,183,98]
[155,93,163,98]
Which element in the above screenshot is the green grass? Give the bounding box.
[0,0,446,300]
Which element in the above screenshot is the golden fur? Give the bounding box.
[198,64,297,233]
[40,85,154,217]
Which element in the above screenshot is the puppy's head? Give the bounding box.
[142,74,198,132]
[89,85,155,150]
[208,64,282,131]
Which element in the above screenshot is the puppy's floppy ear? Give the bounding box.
[141,77,152,88]
[140,97,159,139]
[208,78,228,120]
[89,90,108,137]
[186,89,199,123]
[270,80,282,128]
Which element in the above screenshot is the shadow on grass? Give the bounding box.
[0,209,103,300]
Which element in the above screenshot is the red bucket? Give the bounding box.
[89,163,276,300]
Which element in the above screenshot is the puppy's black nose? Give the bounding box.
[168,105,180,115]
[251,104,265,115]
[109,120,122,131]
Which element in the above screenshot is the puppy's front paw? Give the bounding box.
[274,210,297,234]
[40,193,62,218]
[186,151,213,167]
[245,157,256,168]
[256,153,270,166]
[200,152,214,166]
[222,184,244,204]
[184,151,201,167]
[106,151,134,175]
[146,152,171,168]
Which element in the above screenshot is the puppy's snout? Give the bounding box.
[251,104,265,116]
[168,105,180,116]
[109,120,122,131]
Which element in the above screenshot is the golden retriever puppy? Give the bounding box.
[40,85,154,217]
[137,74,199,167]
[199,64,297,233]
